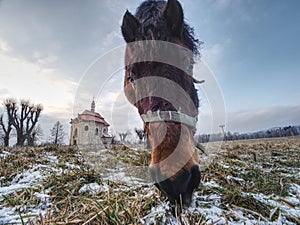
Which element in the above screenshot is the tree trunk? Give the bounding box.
[54,128,58,145]
[16,132,26,146]
[3,127,12,147]
[4,136,9,147]
[0,114,13,147]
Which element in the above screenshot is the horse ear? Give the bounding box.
[121,10,140,43]
[163,0,184,37]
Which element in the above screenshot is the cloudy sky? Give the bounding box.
[0,0,299,143]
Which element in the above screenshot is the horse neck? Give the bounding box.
[146,121,196,163]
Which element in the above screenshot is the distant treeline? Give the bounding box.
[196,125,300,143]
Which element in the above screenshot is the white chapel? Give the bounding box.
[70,99,111,146]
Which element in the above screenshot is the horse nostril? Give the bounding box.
[149,165,201,208]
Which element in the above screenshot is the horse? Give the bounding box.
[121,0,202,212]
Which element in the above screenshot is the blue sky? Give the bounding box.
[0,0,299,143]
[192,0,300,110]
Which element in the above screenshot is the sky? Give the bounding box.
[0,0,299,144]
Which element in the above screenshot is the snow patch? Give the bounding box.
[65,162,81,169]
[79,182,109,195]
[0,165,46,199]
[202,180,220,188]
[250,189,300,219]
[0,207,21,224]
[226,175,246,183]
[0,150,11,158]
[0,163,52,224]
[45,153,59,164]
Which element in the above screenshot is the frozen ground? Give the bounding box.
[0,137,299,224]
[0,156,55,224]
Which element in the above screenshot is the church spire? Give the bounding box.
[91,97,95,112]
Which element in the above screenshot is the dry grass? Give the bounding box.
[0,136,300,224]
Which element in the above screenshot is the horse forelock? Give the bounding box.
[134,0,200,55]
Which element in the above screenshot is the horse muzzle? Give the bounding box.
[149,164,201,210]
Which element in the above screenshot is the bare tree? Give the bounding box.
[0,99,15,146]
[134,128,146,143]
[4,99,43,146]
[118,131,129,143]
[0,114,13,146]
[50,121,65,145]
[27,124,43,146]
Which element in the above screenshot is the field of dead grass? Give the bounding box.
[0,136,299,224]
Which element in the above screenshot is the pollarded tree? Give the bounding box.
[0,99,15,146]
[0,113,12,147]
[50,121,65,145]
[4,99,43,146]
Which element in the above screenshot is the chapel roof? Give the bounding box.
[79,110,110,126]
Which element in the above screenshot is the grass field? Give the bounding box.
[0,136,299,224]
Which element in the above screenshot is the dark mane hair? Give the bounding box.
[134,0,201,56]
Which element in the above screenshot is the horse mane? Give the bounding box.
[134,0,201,56]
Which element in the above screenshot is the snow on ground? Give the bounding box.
[0,149,111,224]
[45,153,59,164]
[103,170,150,186]
[1,138,300,224]
[0,164,46,199]
[0,173,51,223]
[0,151,57,224]
[226,175,246,183]
[141,201,175,225]
[79,182,109,195]
[202,180,220,188]
[0,150,11,158]
[0,207,24,225]
[250,184,300,220]
[141,187,300,225]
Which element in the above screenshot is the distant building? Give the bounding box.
[70,99,112,146]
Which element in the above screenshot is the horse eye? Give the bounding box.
[127,75,135,83]
[127,70,137,85]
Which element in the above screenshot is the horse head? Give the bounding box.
[121,0,201,211]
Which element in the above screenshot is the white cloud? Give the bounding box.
[103,0,131,14]
[0,88,10,96]
[97,88,143,134]
[100,30,123,50]
[202,43,224,67]
[0,52,77,144]
[201,39,231,71]
[196,105,300,134]
[226,105,300,133]
[0,53,76,107]
[33,51,58,65]
[0,39,11,52]
[212,0,251,22]
[214,0,233,9]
